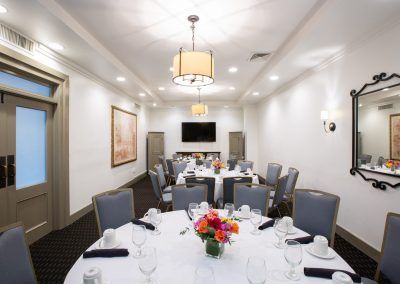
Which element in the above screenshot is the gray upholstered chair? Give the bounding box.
[158,155,170,182]
[362,212,400,284]
[292,189,340,247]
[173,161,187,180]
[172,153,178,160]
[265,163,282,189]
[227,159,238,171]
[282,167,299,213]
[377,156,384,167]
[149,170,172,211]
[359,154,372,164]
[93,188,135,236]
[202,159,212,168]
[217,176,253,208]
[154,164,172,193]
[171,184,208,211]
[166,159,175,184]
[234,183,271,216]
[268,175,288,217]
[238,160,254,171]
[185,177,216,204]
[0,222,37,284]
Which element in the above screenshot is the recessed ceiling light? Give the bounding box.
[0,5,8,13]
[383,88,389,91]
[229,86,235,90]
[359,104,363,107]
[252,92,260,96]
[224,105,229,108]
[48,42,64,50]
[269,75,279,81]
[158,87,165,91]
[152,103,157,107]
[169,67,174,72]
[139,93,146,97]
[228,67,238,73]
[116,76,126,82]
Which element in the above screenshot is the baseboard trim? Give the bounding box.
[119,170,147,188]
[336,225,380,262]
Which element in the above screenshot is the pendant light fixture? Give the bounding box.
[192,88,208,116]
[172,15,214,87]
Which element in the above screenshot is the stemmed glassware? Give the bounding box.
[250,209,262,235]
[132,225,146,258]
[138,246,157,283]
[224,203,235,218]
[150,209,162,235]
[188,203,199,228]
[193,265,215,284]
[284,240,302,280]
[246,256,266,284]
[274,218,288,248]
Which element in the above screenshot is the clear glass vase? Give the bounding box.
[214,168,220,174]
[205,239,224,259]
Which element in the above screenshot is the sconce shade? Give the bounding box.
[320,110,329,120]
[191,103,208,116]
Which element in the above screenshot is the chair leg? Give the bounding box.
[276,206,282,218]
[165,204,172,212]
[283,201,291,215]
[157,200,161,209]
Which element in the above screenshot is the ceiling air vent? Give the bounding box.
[0,23,35,53]
[378,104,393,110]
[248,52,271,62]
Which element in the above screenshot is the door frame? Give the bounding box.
[0,45,70,231]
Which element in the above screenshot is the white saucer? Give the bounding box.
[305,243,336,259]
[287,228,297,235]
[82,279,109,284]
[95,238,121,249]
[237,212,251,219]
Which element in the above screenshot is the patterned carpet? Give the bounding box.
[29,176,377,283]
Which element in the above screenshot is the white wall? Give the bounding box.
[256,24,400,250]
[149,107,243,162]
[243,105,259,172]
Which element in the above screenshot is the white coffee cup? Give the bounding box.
[200,202,209,213]
[238,205,251,218]
[144,208,157,221]
[102,229,117,248]
[313,235,329,256]
[332,271,353,284]
[282,216,294,233]
[83,267,103,284]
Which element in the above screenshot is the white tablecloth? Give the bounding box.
[176,169,259,202]
[64,210,356,284]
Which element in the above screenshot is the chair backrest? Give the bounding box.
[172,153,179,160]
[222,176,253,205]
[185,177,216,204]
[234,183,271,216]
[376,212,400,283]
[166,159,175,177]
[227,159,238,171]
[238,160,253,171]
[0,223,37,284]
[202,160,212,168]
[292,189,340,247]
[271,175,289,209]
[158,155,168,172]
[154,164,167,189]
[265,163,282,186]
[172,184,208,211]
[149,170,162,201]
[285,167,299,195]
[359,154,372,164]
[377,156,384,167]
[93,188,135,236]
[173,161,187,179]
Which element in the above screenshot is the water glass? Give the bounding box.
[224,203,235,218]
[132,225,146,258]
[246,256,266,284]
[188,203,199,227]
[250,209,262,235]
[274,219,288,248]
[193,265,215,284]
[284,240,302,280]
[150,209,162,235]
[138,247,157,283]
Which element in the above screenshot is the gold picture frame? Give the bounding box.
[111,106,137,167]
[390,113,400,160]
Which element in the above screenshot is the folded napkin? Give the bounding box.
[258,219,275,230]
[184,174,196,178]
[240,170,246,173]
[83,249,129,259]
[187,171,195,174]
[131,218,155,230]
[286,235,315,244]
[304,268,361,283]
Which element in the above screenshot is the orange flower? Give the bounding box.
[198,220,209,234]
[231,222,239,234]
[215,230,226,242]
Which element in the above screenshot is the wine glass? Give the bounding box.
[284,240,302,280]
[224,203,235,218]
[132,225,146,258]
[188,203,199,227]
[150,209,162,235]
[274,219,288,248]
[250,209,262,235]
[193,265,215,284]
[246,256,266,284]
[138,246,157,283]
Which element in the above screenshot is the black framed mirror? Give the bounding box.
[350,72,400,190]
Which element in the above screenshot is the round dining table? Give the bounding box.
[64,210,356,283]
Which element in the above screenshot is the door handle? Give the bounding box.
[0,156,6,188]
[7,155,14,186]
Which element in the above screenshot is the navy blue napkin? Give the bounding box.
[83,249,129,258]
[304,268,361,283]
[286,235,315,244]
[131,218,155,230]
[258,219,274,230]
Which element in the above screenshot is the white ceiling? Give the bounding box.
[0,0,400,107]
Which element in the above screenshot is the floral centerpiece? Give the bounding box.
[385,160,400,171]
[192,153,203,160]
[194,209,239,258]
[211,159,225,174]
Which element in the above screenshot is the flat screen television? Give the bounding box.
[182,122,216,142]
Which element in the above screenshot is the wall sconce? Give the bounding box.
[320,110,336,133]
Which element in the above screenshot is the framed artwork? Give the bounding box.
[111,106,137,167]
[390,113,400,160]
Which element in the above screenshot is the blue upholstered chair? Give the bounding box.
[265,163,282,190]
[377,156,384,167]
[268,175,288,217]
[154,164,172,193]
[0,223,37,284]
[234,183,271,216]
[362,212,400,284]
[93,188,135,236]
[292,189,340,247]
[172,161,187,180]
[238,160,254,171]
[359,154,372,164]
[217,176,253,208]
[227,159,238,171]
[171,184,208,211]
[202,160,212,168]
[166,159,175,184]
[282,167,299,213]
[185,177,216,204]
[149,170,172,211]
